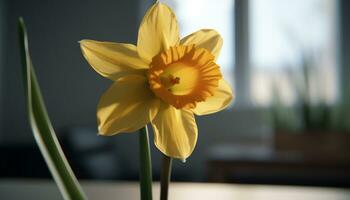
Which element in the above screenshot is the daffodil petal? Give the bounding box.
[180,29,223,60]
[97,75,160,135]
[151,102,198,159]
[193,79,233,116]
[137,2,180,62]
[80,40,148,80]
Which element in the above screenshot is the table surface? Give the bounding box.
[0,179,350,200]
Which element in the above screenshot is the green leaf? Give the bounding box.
[18,17,87,200]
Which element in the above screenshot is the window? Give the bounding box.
[249,0,339,106]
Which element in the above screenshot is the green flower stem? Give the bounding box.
[18,17,87,200]
[139,126,153,200]
[160,154,172,200]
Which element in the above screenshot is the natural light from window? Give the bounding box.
[249,0,338,106]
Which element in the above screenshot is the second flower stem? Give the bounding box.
[139,126,153,200]
[160,154,172,200]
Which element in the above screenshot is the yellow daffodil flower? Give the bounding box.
[80,2,233,159]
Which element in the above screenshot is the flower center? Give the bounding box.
[148,45,222,109]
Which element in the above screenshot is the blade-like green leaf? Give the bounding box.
[18,17,87,200]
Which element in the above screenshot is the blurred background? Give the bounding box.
[0,0,349,188]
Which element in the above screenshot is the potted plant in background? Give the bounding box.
[270,49,350,162]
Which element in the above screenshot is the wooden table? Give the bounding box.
[0,179,350,200]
